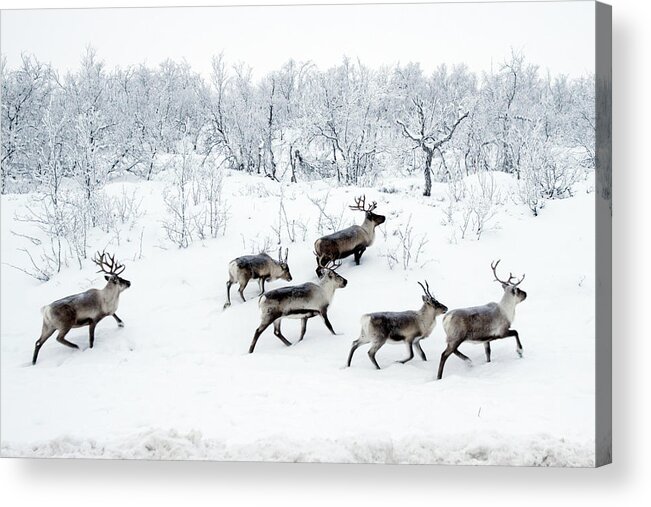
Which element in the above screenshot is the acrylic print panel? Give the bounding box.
[0,1,610,466]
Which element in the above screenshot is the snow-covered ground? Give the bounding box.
[0,171,596,465]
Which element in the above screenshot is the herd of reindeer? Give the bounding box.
[31,195,527,380]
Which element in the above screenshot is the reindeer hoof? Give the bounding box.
[517,349,523,358]
[118,322,125,328]
[223,303,231,310]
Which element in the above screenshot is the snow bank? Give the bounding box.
[2,428,594,466]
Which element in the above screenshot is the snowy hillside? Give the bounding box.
[0,171,596,465]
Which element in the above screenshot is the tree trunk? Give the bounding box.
[289,146,297,183]
[332,142,340,182]
[146,149,157,181]
[423,148,433,197]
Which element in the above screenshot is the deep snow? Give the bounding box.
[0,171,596,465]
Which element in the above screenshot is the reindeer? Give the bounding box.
[32,251,131,365]
[224,248,292,308]
[347,281,448,369]
[314,195,385,274]
[436,260,527,380]
[248,261,348,353]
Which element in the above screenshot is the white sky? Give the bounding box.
[0,1,595,79]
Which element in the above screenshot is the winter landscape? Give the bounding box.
[1,4,599,465]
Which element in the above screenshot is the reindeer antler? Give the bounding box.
[511,273,525,286]
[92,250,125,276]
[491,259,525,287]
[349,195,366,211]
[276,247,289,263]
[323,259,342,271]
[418,280,435,299]
[349,195,378,213]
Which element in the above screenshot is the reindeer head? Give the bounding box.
[350,195,385,226]
[316,260,348,288]
[277,247,292,282]
[491,260,526,303]
[418,280,448,315]
[93,251,131,292]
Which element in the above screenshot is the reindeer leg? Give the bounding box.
[484,342,492,362]
[224,281,233,308]
[347,339,363,367]
[354,247,366,265]
[88,321,98,348]
[112,313,124,327]
[32,324,56,365]
[489,330,523,357]
[248,316,275,353]
[506,329,523,357]
[320,307,337,335]
[453,349,473,364]
[398,339,415,364]
[257,277,267,296]
[238,279,249,302]
[437,343,457,380]
[298,318,309,342]
[415,340,427,361]
[367,340,385,370]
[273,319,292,347]
[55,327,78,350]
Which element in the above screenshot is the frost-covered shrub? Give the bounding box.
[270,187,308,244]
[445,158,468,205]
[378,185,399,195]
[240,234,274,256]
[101,187,146,247]
[468,172,501,239]
[517,141,583,216]
[382,215,429,270]
[162,150,194,248]
[445,171,501,241]
[196,159,228,240]
[11,181,149,280]
[517,169,546,217]
[538,149,582,199]
[163,145,228,247]
[308,191,346,236]
[113,187,144,228]
[12,187,92,279]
